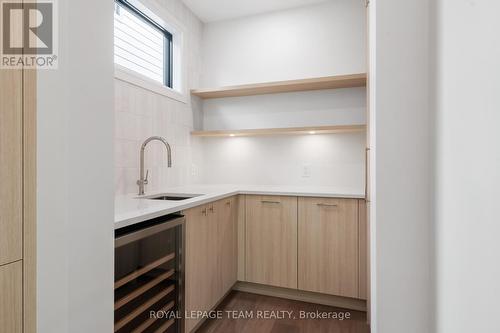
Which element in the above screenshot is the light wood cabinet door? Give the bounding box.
[358,200,368,300]
[0,261,23,333]
[185,204,213,332]
[0,49,36,332]
[185,198,238,332]
[298,197,359,298]
[0,70,23,266]
[216,197,237,299]
[366,201,371,322]
[236,195,246,281]
[245,195,297,289]
[206,202,222,306]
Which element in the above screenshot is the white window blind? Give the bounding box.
[114,1,171,86]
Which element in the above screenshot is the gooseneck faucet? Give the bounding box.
[137,136,172,195]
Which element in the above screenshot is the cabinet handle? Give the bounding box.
[226,201,231,206]
[261,200,281,204]
[365,147,370,201]
[201,208,207,215]
[317,203,338,208]
[209,206,214,213]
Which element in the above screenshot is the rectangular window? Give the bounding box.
[114,0,173,87]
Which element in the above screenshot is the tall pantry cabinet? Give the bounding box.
[0,39,36,333]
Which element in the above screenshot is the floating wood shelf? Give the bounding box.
[191,125,365,138]
[191,73,367,99]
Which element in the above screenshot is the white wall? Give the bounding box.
[198,0,367,189]
[202,88,366,131]
[201,0,366,87]
[200,133,365,188]
[435,0,500,332]
[372,0,433,332]
[37,0,114,332]
[114,0,204,195]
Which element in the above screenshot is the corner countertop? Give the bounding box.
[114,184,365,229]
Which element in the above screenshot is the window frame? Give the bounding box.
[114,0,173,88]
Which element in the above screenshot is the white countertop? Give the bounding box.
[115,184,365,229]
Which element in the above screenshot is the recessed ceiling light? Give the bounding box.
[309,131,316,135]
[229,134,235,137]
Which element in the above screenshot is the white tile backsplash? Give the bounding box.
[197,133,366,189]
[114,0,203,195]
[114,0,366,195]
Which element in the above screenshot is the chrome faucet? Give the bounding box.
[137,136,172,195]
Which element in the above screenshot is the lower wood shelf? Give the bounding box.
[114,285,175,332]
[115,269,175,310]
[131,301,175,333]
[191,125,365,138]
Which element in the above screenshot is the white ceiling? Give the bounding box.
[182,0,331,23]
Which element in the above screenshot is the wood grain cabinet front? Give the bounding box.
[298,197,359,298]
[0,69,23,266]
[184,197,238,333]
[0,261,23,333]
[245,195,298,289]
[215,197,238,300]
[0,56,36,333]
[185,204,213,332]
[186,195,367,332]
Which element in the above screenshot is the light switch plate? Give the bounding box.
[191,163,198,177]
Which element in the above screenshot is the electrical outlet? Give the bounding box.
[191,163,198,177]
[302,164,311,178]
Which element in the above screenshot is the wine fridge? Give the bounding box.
[114,214,185,333]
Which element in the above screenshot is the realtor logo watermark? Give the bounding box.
[1,0,58,69]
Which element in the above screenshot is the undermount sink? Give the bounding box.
[140,193,202,201]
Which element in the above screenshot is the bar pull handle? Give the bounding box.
[201,208,207,216]
[317,203,338,208]
[261,200,281,204]
[365,147,370,201]
[209,205,214,213]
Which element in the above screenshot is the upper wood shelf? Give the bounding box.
[191,73,367,99]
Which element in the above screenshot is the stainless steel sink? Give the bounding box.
[140,193,202,201]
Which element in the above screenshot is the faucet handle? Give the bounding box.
[144,170,149,185]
